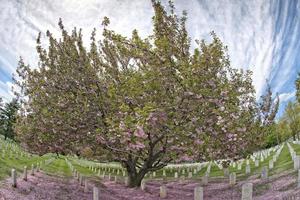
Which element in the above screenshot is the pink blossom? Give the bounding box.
[135,141,145,149]
[95,135,105,144]
[134,126,147,139]
[123,131,131,137]
[194,139,203,145]
[119,121,126,130]
[179,154,193,162]
[129,141,145,150]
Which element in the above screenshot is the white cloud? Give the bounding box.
[0,81,14,102]
[278,91,296,103]
[0,0,297,104]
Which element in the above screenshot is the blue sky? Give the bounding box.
[0,0,299,117]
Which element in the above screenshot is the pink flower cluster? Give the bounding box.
[128,141,145,150]
[134,126,147,139]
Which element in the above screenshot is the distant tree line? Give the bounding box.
[272,74,300,145]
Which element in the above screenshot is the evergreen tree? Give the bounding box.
[0,98,20,140]
[256,83,279,147]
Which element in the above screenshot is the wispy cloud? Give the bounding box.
[0,81,13,102]
[174,0,276,97]
[0,0,298,117]
[279,91,296,102]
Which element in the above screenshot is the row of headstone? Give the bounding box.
[9,156,54,188]
[154,182,253,200]
[78,158,209,181]
[287,143,300,170]
[229,144,284,178]
[70,157,128,179]
[0,137,35,159]
[66,159,101,200]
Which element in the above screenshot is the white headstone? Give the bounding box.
[179,176,185,183]
[160,185,167,198]
[174,172,178,178]
[223,168,229,177]
[269,160,274,170]
[193,168,197,174]
[23,166,27,181]
[261,166,268,180]
[11,169,17,187]
[202,174,208,185]
[93,187,99,200]
[298,170,300,188]
[294,156,300,170]
[141,180,146,191]
[245,165,251,174]
[194,186,203,200]
[125,177,129,186]
[31,164,35,176]
[255,160,259,167]
[238,163,242,170]
[36,163,40,172]
[241,183,253,200]
[229,172,236,185]
[273,156,276,162]
[84,179,88,193]
[80,175,83,186]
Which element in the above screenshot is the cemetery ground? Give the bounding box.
[1,138,300,199]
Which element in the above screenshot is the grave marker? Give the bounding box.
[23,166,27,181]
[229,172,236,185]
[194,186,203,200]
[11,169,16,188]
[160,185,167,198]
[241,183,253,200]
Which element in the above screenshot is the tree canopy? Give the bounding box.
[15,1,265,187]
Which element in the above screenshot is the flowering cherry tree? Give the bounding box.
[15,1,259,187]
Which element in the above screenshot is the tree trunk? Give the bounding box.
[124,160,148,188]
[223,167,229,177]
[122,141,168,187]
[127,171,146,187]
